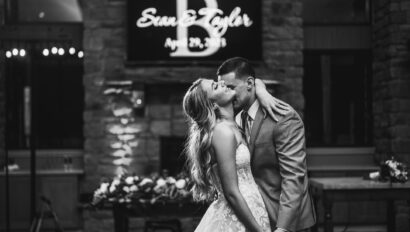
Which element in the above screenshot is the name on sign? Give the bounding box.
[127,0,261,61]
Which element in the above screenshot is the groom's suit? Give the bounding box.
[236,101,316,232]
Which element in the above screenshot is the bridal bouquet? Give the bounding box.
[91,172,192,207]
[369,157,408,183]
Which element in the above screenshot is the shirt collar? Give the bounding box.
[246,100,259,121]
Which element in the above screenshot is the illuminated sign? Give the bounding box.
[127,0,261,63]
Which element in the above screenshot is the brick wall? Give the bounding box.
[373,1,410,231]
[373,0,410,163]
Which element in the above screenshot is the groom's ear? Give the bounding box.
[246,76,255,91]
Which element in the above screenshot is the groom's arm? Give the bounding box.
[272,108,308,232]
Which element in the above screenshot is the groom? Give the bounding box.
[217,57,316,232]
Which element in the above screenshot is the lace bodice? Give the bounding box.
[212,143,256,197]
[195,143,271,232]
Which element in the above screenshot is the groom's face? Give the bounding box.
[218,72,250,112]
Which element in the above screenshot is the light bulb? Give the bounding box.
[12,48,18,56]
[69,47,76,55]
[78,51,84,58]
[19,49,26,57]
[51,47,58,54]
[58,48,65,55]
[43,49,50,56]
[6,51,12,58]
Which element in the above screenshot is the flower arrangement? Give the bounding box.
[369,157,408,183]
[91,172,192,207]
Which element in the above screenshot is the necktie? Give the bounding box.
[241,111,250,144]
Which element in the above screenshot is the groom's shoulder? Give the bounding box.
[270,104,303,125]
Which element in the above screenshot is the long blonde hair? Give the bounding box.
[182,79,219,202]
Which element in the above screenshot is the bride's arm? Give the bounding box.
[255,79,290,122]
[212,123,263,232]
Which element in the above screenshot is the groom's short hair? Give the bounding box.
[217,57,255,80]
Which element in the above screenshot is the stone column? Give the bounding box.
[82,0,129,191]
[373,1,410,231]
[373,0,410,163]
[262,0,304,117]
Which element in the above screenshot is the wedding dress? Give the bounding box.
[194,143,271,232]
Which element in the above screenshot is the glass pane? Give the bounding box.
[5,54,84,149]
[303,51,373,146]
[33,55,84,149]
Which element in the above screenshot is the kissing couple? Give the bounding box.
[183,57,316,232]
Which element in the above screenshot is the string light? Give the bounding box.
[43,48,50,56]
[4,46,82,58]
[69,47,76,55]
[19,49,26,57]
[12,48,19,56]
[51,47,58,54]
[58,48,65,55]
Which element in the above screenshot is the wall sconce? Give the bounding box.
[131,83,145,117]
[132,90,145,109]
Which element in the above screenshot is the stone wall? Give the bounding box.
[373,0,410,163]
[82,0,305,194]
[373,0,410,231]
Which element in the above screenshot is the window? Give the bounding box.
[6,52,84,149]
[303,51,372,146]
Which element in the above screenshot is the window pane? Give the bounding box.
[6,54,84,149]
[303,51,373,146]
[33,55,84,148]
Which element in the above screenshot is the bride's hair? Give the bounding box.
[182,78,219,202]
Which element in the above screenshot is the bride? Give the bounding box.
[182,78,281,232]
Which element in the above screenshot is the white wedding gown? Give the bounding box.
[194,143,271,232]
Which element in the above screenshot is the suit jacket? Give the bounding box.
[236,105,316,232]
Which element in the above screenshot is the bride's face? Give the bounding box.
[200,79,236,107]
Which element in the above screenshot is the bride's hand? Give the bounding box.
[255,79,290,122]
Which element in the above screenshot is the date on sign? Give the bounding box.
[164,37,227,51]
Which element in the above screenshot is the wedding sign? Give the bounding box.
[127,0,261,63]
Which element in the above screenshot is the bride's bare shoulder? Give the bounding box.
[213,121,235,137]
[212,121,241,145]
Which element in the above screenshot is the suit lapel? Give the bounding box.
[249,107,265,155]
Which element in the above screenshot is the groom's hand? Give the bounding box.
[255,79,290,122]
